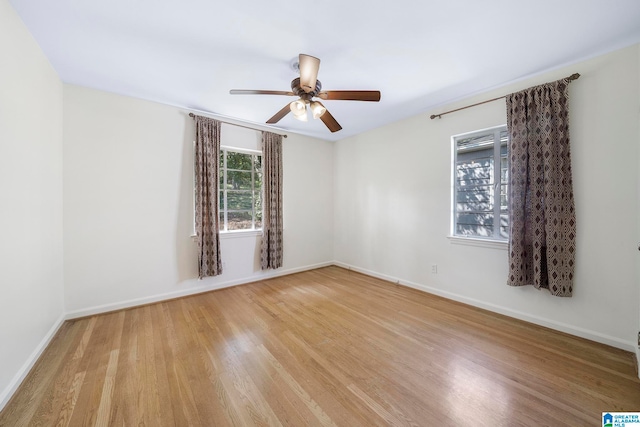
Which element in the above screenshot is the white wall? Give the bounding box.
[63,85,334,316]
[334,44,640,350]
[0,0,64,408]
[637,43,640,360]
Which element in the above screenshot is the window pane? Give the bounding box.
[456,186,493,212]
[453,125,508,240]
[456,157,493,186]
[227,211,252,230]
[456,133,495,153]
[500,184,508,212]
[500,158,508,182]
[500,214,509,239]
[457,212,494,226]
[456,185,492,202]
[456,155,494,217]
[500,143,508,213]
[217,150,263,232]
[227,152,252,170]
[254,190,262,221]
[456,213,494,237]
[227,170,252,190]
[219,212,225,231]
[227,191,253,210]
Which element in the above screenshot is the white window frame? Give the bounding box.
[192,144,263,237]
[450,125,508,245]
[218,146,263,234]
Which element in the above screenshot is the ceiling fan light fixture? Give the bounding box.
[290,99,308,121]
[310,101,326,119]
[293,110,308,122]
[290,99,306,114]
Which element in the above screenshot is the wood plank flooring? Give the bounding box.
[1,266,638,426]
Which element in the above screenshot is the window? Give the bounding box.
[219,148,262,232]
[452,125,508,240]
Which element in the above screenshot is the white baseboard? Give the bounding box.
[334,261,637,353]
[65,261,333,320]
[0,313,65,412]
[334,261,400,284]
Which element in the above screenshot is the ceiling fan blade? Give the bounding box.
[298,54,320,93]
[317,90,381,102]
[319,108,342,133]
[230,89,295,96]
[266,103,292,124]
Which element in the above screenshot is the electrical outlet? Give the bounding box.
[431,264,438,274]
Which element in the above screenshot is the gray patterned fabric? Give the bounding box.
[194,115,223,278]
[506,78,576,297]
[260,131,283,270]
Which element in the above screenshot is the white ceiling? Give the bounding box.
[10,0,640,141]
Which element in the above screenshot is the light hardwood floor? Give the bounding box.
[1,266,638,426]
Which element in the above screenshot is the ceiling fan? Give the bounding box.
[230,54,381,133]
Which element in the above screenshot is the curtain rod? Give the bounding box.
[188,112,288,138]
[429,73,580,120]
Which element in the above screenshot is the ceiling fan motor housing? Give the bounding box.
[291,77,321,101]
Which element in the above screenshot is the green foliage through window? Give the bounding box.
[219,149,262,231]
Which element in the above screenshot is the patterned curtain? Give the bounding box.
[260,131,283,270]
[506,78,576,297]
[194,115,223,278]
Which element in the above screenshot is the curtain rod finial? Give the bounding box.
[430,114,441,120]
[568,73,580,81]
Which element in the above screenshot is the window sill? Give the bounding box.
[190,230,263,240]
[448,235,508,250]
[220,230,262,239]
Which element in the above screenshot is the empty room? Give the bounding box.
[1,0,640,425]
